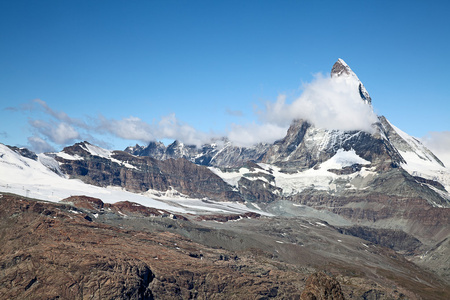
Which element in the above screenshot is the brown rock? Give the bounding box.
[62,195,104,210]
[300,272,345,300]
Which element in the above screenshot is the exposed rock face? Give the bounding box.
[127,141,167,159]
[261,120,312,170]
[300,272,345,300]
[56,142,242,202]
[261,118,405,172]
[331,58,353,77]
[195,211,261,222]
[289,187,450,243]
[337,226,422,254]
[6,145,38,160]
[61,195,188,220]
[63,195,105,210]
[196,142,269,168]
[238,176,282,203]
[379,116,445,167]
[126,139,270,168]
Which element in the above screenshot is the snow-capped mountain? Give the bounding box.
[1,58,449,242]
[2,59,450,298]
[0,143,261,215]
[125,59,449,206]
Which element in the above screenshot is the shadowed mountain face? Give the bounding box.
[55,142,243,202]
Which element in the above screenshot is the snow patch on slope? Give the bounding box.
[320,148,370,169]
[58,142,138,169]
[209,167,252,187]
[56,152,84,161]
[388,122,450,193]
[212,149,374,195]
[262,149,372,195]
[83,142,111,158]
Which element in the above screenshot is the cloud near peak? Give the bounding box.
[16,72,380,152]
[257,73,378,133]
[421,131,450,168]
[226,73,379,147]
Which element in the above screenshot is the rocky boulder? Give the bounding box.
[300,272,345,300]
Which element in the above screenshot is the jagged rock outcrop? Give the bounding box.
[126,139,270,168]
[6,145,38,161]
[55,142,242,202]
[61,195,188,220]
[127,141,167,159]
[238,176,282,203]
[260,118,406,172]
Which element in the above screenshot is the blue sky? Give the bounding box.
[1,1,449,156]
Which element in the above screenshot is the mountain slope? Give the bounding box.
[0,143,259,215]
[1,58,449,292]
[1,193,448,299]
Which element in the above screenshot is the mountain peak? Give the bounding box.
[331,58,372,105]
[331,58,354,78]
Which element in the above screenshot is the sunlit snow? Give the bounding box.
[388,122,450,193]
[212,149,373,195]
[0,144,261,215]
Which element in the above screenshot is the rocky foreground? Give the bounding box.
[1,193,449,299]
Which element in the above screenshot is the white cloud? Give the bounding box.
[97,115,155,142]
[27,136,55,153]
[34,99,89,129]
[157,114,214,146]
[225,73,379,146]
[227,122,288,147]
[96,113,213,147]
[30,120,80,145]
[258,73,378,132]
[421,131,450,168]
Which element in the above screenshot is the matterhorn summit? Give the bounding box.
[331,58,372,105]
[331,58,355,77]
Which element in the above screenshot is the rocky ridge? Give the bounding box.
[126,139,270,168]
[53,141,242,202]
